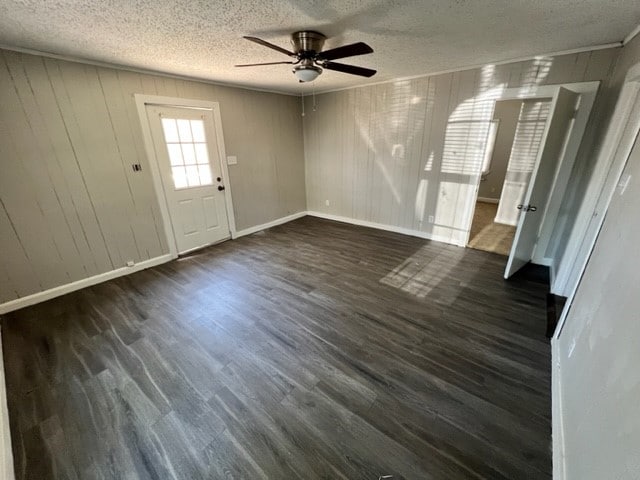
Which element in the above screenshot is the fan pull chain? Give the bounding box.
[312,84,317,112]
[301,93,305,117]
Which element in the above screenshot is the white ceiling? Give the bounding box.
[0,1,638,94]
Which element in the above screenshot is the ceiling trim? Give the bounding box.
[0,43,299,96]
[305,42,622,95]
[623,23,640,46]
[1,40,624,98]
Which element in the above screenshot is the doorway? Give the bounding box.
[463,82,599,282]
[467,98,551,256]
[135,96,236,257]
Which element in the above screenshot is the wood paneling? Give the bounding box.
[2,217,551,479]
[0,49,305,303]
[303,49,619,246]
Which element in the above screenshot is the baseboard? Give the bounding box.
[477,196,499,204]
[0,331,14,480]
[0,254,174,315]
[494,215,518,226]
[533,257,553,268]
[306,211,455,245]
[234,211,308,238]
[0,212,308,315]
[552,338,567,479]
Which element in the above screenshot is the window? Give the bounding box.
[161,118,213,189]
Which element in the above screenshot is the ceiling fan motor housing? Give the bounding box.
[291,31,326,57]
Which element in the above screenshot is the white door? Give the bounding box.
[146,105,230,254]
[504,87,579,278]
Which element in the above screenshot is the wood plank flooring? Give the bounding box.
[1,217,551,479]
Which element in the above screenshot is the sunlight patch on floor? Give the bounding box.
[380,245,465,298]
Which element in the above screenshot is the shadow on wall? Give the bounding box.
[304,57,559,297]
[309,57,554,250]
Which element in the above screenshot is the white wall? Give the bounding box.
[303,49,618,246]
[557,128,640,480]
[0,49,305,304]
[556,34,640,480]
[477,100,521,200]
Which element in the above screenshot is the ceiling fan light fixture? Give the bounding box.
[238,31,376,83]
[294,64,322,82]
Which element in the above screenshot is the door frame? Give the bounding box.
[553,62,640,338]
[463,81,599,278]
[553,63,640,299]
[134,94,237,258]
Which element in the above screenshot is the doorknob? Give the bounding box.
[518,204,538,212]
[218,185,225,191]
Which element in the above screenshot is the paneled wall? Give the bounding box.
[303,49,619,246]
[0,49,305,303]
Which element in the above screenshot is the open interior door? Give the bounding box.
[504,87,580,279]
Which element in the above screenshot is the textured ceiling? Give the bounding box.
[0,0,638,94]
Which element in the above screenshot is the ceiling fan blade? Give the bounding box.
[243,36,295,57]
[316,42,373,61]
[322,62,376,78]
[235,61,295,67]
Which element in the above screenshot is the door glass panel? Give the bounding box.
[177,119,193,142]
[181,143,197,165]
[172,166,188,188]
[167,144,183,166]
[194,143,209,164]
[191,120,206,142]
[198,164,212,185]
[161,118,179,142]
[161,117,215,189]
[186,165,200,187]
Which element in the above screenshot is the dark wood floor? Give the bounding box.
[1,217,551,479]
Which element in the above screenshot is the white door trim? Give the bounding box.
[463,81,600,259]
[553,62,640,338]
[134,94,237,258]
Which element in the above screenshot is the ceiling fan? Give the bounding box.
[236,31,376,83]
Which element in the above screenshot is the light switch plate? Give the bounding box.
[227,155,237,165]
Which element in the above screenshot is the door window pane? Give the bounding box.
[177,119,193,142]
[191,120,206,142]
[185,165,200,187]
[181,143,197,165]
[198,164,212,185]
[162,116,215,189]
[161,118,179,142]
[172,166,188,188]
[194,143,209,164]
[167,144,183,166]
